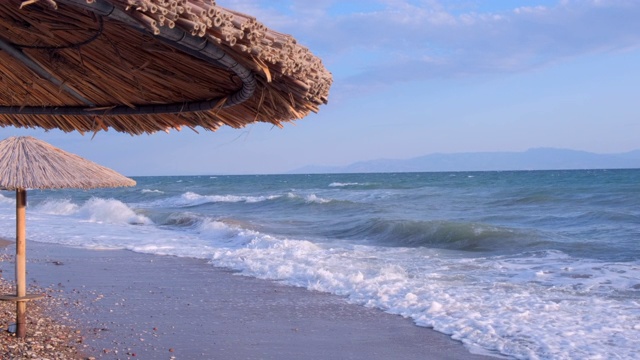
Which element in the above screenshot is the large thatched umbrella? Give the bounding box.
[0,0,330,339]
[0,0,332,135]
[0,0,331,338]
[0,136,136,338]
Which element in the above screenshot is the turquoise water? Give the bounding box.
[1,169,639,359]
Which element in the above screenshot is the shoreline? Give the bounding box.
[1,241,496,359]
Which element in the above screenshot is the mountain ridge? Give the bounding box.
[290,148,640,174]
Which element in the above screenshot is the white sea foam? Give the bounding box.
[27,197,152,226]
[141,189,164,194]
[139,192,281,208]
[286,192,331,204]
[207,241,640,360]
[329,182,364,187]
[304,194,330,204]
[76,198,153,225]
[197,218,254,247]
[0,193,15,205]
[34,199,79,215]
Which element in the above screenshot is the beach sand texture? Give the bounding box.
[1,239,83,359]
[0,241,493,359]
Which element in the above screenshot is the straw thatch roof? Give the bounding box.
[0,136,136,189]
[0,0,332,135]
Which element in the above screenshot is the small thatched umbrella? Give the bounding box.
[0,0,332,135]
[0,136,136,338]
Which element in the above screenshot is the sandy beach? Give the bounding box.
[0,240,494,359]
[1,239,83,359]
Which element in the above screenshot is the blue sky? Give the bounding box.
[2,0,639,175]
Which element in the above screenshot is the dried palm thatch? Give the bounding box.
[0,135,134,338]
[0,0,332,135]
[0,136,136,189]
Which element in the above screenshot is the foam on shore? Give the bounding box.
[0,241,495,359]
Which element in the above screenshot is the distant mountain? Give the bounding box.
[291,148,640,174]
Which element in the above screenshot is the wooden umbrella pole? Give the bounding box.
[16,188,27,338]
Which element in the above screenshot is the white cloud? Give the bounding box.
[513,5,548,14]
[218,0,640,90]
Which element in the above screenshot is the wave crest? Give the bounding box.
[141,189,164,194]
[34,199,79,215]
[77,198,153,225]
[286,193,331,204]
[142,191,282,208]
[329,182,365,187]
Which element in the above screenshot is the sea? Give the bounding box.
[0,169,638,359]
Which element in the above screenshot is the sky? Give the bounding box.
[2,0,640,176]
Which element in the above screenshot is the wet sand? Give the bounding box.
[1,241,497,359]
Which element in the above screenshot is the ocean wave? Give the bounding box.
[160,212,203,227]
[333,218,545,253]
[329,182,367,187]
[141,189,164,194]
[77,198,153,225]
[29,197,152,226]
[286,192,331,204]
[155,212,258,246]
[197,218,260,247]
[2,170,637,360]
[144,191,282,208]
[0,193,14,205]
[33,199,79,215]
[135,189,351,211]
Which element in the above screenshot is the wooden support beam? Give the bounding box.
[16,188,27,338]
